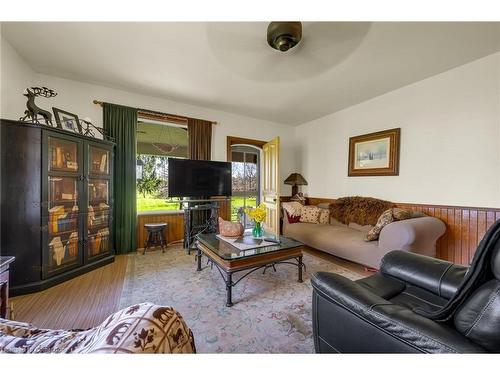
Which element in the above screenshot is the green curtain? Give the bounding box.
[103,103,138,254]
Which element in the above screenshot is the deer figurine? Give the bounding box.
[20,87,57,125]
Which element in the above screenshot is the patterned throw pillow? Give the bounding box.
[365,208,412,241]
[282,201,303,217]
[318,208,330,224]
[300,205,321,224]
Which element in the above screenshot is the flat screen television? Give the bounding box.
[168,158,232,198]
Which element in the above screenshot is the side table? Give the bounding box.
[0,256,15,319]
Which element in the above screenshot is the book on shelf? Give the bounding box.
[61,193,74,200]
[67,232,78,257]
[99,153,107,173]
[49,205,65,233]
[49,236,65,266]
[55,147,64,168]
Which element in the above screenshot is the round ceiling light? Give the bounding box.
[267,22,302,52]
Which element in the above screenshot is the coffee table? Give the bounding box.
[195,233,305,307]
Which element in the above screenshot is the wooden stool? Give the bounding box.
[143,223,168,254]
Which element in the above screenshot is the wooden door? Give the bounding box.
[262,137,280,235]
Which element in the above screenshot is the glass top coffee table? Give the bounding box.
[195,233,305,307]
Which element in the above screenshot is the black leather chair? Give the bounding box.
[311,248,500,353]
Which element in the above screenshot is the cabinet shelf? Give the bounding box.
[88,223,109,231]
[48,229,78,237]
[51,199,78,204]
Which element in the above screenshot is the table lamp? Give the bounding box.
[284,173,308,196]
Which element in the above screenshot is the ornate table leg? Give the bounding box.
[298,255,303,283]
[196,244,202,272]
[226,272,233,307]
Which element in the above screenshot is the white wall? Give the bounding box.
[0,35,296,193]
[0,36,35,119]
[296,52,500,208]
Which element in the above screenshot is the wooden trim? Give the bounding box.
[281,195,500,265]
[226,136,267,162]
[348,128,400,176]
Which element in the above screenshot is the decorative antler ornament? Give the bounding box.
[20,86,57,125]
[80,118,115,142]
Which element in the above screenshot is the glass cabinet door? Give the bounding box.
[87,178,111,258]
[89,146,110,175]
[47,176,80,274]
[49,137,79,172]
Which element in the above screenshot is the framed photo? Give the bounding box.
[348,128,400,176]
[52,107,82,134]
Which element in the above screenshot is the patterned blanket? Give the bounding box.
[0,302,196,353]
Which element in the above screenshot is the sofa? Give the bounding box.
[311,243,500,353]
[0,302,196,353]
[282,197,446,269]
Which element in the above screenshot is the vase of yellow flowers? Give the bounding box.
[244,203,266,238]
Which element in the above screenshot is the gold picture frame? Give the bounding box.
[348,128,400,176]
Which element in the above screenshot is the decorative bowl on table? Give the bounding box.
[218,217,244,238]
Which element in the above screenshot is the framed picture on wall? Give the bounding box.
[348,128,400,176]
[53,107,82,134]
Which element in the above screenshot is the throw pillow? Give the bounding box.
[282,201,303,217]
[365,209,394,241]
[318,208,330,224]
[300,205,321,224]
[286,211,301,224]
[218,217,244,237]
[290,193,306,204]
[392,207,412,221]
[365,208,412,241]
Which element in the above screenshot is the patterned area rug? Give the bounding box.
[119,245,363,353]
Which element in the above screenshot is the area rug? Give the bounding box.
[119,245,363,353]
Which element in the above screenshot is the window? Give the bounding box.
[136,120,188,212]
[230,145,260,227]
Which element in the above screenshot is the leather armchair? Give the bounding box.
[311,249,500,353]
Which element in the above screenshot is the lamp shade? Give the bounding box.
[284,173,308,186]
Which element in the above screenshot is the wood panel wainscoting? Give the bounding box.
[136,200,230,251]
[396,203,500,265]
[282,196,500,265]
[137,212,185,250]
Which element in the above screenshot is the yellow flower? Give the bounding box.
[244,203,267,223]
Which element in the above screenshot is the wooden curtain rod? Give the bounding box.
[92,100,218,125]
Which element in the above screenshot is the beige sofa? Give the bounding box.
[283,210,446,269]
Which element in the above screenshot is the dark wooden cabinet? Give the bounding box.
[1,119,115,296]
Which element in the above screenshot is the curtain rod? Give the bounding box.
[92,100,218,125]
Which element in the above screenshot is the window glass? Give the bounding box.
[136,121,188,212]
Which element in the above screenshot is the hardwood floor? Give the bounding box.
[303,246,373,277]
[10,255,128,330]
[8,248,370,330]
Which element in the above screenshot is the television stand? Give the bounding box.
[182,198,229,253]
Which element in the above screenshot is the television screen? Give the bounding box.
[168,158,232,197]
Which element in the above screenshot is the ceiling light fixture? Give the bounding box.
[267,22,302,52]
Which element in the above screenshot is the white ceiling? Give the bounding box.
[2,22,499,125]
